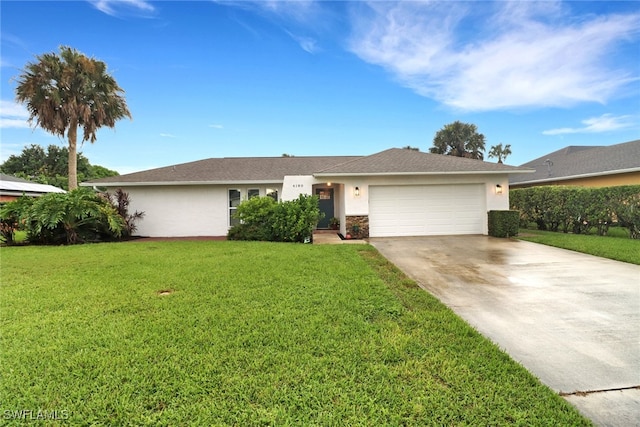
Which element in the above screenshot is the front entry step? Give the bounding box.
[312,231,367,245]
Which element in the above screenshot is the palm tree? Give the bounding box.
[488,143,512,164]
[15,46,131,190]
[429,121,486,160]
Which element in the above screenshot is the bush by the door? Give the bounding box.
[227,195,323,243]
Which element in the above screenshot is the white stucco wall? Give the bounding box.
[281,176,315,200]
[326,174,512,235]
[111,185,226,237]
[333,174,510,216]
[109,184,282,237]
[105,174,511,237]
[485,177,510,212]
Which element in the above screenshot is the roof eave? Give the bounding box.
[0,191,59,197]
[80,179,285,187]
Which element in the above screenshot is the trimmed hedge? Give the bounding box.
[488,210,519,238]
[510,185,640,239]
[227,194,323,243]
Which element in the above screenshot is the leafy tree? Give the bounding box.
[90,165,119,180]
[488,143,512,164]
[15,46,131,190]
[430,121,486,160]
[0,144,118,190]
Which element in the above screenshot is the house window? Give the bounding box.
[229,189,241,227]
[248,189,260,199]
[266,188,278,201]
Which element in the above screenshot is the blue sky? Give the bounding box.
[1,0,639,174]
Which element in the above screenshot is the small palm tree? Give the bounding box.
[488,143,512,164]
[15,46,131,190]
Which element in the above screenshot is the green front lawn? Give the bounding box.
[0,242,589,425]
[518,228,640,265]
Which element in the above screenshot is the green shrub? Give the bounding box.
[0,196,34,244]
[488,210,519,237]
[227,196,277,241]
[0,188,130,245]
[228,194,323,243]
[510,185,640,239]
[615,188,640,239]
[101,188,145,237]
[273,195,324,243]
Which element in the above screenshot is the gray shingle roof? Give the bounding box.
[83,148,532,186]
[316,148,531,175]
[83,156,361,185]
[510,139,640,185]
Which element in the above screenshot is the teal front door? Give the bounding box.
[316,188,334,229]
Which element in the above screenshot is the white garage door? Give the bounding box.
[369,184,485,237]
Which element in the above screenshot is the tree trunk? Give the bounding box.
[68,120,78,190]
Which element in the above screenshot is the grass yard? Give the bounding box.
[518,228,640,265]
[0,241,590,426]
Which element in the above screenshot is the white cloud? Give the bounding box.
[159,133,176,138]
[542,114,637,135]
[90,0,155,17]
[0,118,30,129]
[285,31,318,54]
[348,1,640,111]
[217,1,325,53]
[0,100,30,129]
[209,124,224,129]
[225,0,320,24]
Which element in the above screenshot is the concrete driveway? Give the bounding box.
[369,236,640,427]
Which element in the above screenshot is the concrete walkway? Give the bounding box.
[370,236,640,427]
[312,230,367,245]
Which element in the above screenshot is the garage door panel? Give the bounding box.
[369,184,484,237]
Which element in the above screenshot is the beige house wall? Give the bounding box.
[511,171,640,189]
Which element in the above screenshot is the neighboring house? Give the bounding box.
[0,173,66,202]
[510,139,640,189]
[82,148,532,238]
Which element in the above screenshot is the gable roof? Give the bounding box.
[0,174,66,196]
[83,156,360,186]
[82,148,532,187]
[510,139,640,185]
[316,148,531,176]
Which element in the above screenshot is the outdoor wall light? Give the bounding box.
[495,184,503,195]
[327,182,332,187]
[354,186,360,197]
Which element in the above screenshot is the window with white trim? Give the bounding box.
[248,189,260,199]
[229,189,241,227]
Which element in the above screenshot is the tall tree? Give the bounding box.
[15,46,131,190]
[0,144,118,190]
[429,121,486,160]
[488,143,512,164]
